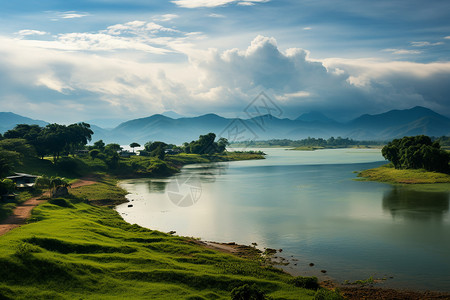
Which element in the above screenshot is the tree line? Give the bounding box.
[1,123,93,161]
[230,137,384,147]
[382,135,450,173]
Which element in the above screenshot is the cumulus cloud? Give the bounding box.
[1,32,450,123]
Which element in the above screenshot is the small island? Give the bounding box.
[358,135,450,191]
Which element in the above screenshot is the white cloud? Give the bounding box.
[383,48,422,55]
[411,41,443,47]
[276,91,311,101]
[156,14,179,22]
[1,32,450,123]
[209,13,226,18]
[16,30,48,36]
[171,0,269,8]
[60,12,88,19]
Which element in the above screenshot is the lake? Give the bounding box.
[116,148,450,291]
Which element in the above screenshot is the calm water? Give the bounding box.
[117,148,450,291]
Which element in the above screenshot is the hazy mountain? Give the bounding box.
[349,106,444,129]
[345,106,450,140]
[2,106,449,144]
[0,112,48,133]
[161,111,184,119]
[295,111,336,123]
[84,118,127,129]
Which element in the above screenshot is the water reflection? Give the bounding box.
[382,187,449,222]
[184,162,229,183]
[146,180,168,193]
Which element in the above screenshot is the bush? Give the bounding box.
[56,158,78,174]
[314,288,344,300]
[230,284,266,300]
[289,276,319,290]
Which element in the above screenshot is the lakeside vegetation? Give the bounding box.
[0,187,323,299]
[0,124,349,299]
[358,135,450,191]
[0,172,341,299]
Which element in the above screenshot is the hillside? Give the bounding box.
[0,112,47,133]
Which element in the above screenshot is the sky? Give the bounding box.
[1,0,450,126]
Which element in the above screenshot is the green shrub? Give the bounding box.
[230,284,266,300]
[314,288,344,300]
[289,276,319,290]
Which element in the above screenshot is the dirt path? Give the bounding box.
[0,176,98,236]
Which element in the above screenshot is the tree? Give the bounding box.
[382,135,450,173]
[66,123,93,154]
[105,143,122,155]
[89,149,100,160]
[0,178,15,195]
[93,140,106,152]
[217,138,229,153]
[130,142,140,153]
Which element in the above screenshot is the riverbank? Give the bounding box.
[0,180,320,299]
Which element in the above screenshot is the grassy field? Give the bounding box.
[357,164,450,192]
[0,181,324,299]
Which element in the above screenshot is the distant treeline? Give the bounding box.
[231,136,450,148]
[230,137,385,148]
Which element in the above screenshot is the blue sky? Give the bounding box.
[1,0,449,125]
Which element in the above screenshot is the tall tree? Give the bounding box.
[130,142,140,153]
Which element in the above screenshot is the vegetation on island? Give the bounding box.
[358,135,450,188]
[381,135,449,173]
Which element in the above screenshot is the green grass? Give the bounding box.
[357,164,450,192]
[0,194,316,299]
[69,176,128,206]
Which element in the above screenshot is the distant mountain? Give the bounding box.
[2,106,449,144]
[84,118,127,129]
[0,112,48,133]
[349,106,444,129]
[295,111,336,123]
[346,106,450,140]
[161,111,184,119]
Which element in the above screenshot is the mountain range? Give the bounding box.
[1,106,449,145]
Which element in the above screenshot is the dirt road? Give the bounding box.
[0,176,97,236]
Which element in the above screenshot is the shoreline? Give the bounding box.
[198,241,450,299]
[114,159,450,299]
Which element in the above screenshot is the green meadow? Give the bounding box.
[0,184,321,299]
